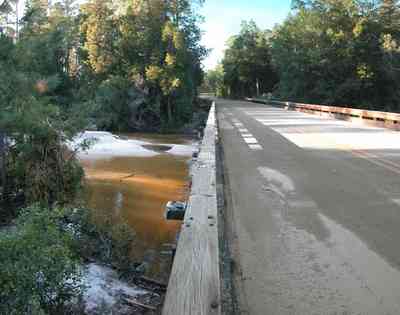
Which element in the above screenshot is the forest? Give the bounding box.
[0,0,206,313]
[205,0,400,112]
[4,0,400,312]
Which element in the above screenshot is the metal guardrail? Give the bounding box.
[163,103,221,315]
[246,98,400,130]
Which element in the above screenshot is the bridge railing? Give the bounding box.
[246,98,400,130]
[163,102,221,315]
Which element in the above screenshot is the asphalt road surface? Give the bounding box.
[217,99,400,315]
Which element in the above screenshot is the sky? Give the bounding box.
[199,0,292,70]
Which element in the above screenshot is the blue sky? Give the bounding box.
[200,0,292,69]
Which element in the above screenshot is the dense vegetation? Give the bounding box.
[206,0,400,112]
[0,0,206,215]
[0,205,139,314]
[0,0,206,313]
[0,206,83,314]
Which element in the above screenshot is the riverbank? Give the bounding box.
[0,99,210,314]
[0,131,197,314]
[81,263,164,314]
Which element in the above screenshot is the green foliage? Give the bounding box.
[80,0,206,129]
[80,0,117,76]
[215,1,400,111]
[0,1,203,311]
[6,128,84,207]
[221,20,278,98]
[0,1,89,204]
[0,205,82,315]
[271,0,400,110]
[0,28,84,214]
[92,76,136,131]
[17,0,80,106]
[202,65,226,97]
[0,68,84,207]
[0,0,206,213]
[0,204,138,313]
[66,207,138,277]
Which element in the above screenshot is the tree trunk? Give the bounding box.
[0,131,6,199]
[167,96,173,124]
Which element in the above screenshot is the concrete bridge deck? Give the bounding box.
[218,99,400,315]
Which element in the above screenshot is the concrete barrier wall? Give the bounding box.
[163,103,221,315]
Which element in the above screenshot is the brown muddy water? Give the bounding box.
[77,132,195,281]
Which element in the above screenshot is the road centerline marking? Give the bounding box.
[249,144,263,150]
[244,137,258,144]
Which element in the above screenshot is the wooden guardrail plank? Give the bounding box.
[163,103,221,315]
[247,98,400,129]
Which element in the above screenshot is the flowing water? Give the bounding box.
[75,132,195,281]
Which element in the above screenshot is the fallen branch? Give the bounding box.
[123,297,157,311]
[135,276,167,293]
[140,276,167,288]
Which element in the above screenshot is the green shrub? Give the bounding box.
[0,205,83,315]
[7,136,84,208]
[66,208,138,276]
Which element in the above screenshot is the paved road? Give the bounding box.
[217,99,400,315]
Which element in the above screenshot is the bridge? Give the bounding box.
[164,98,400,315]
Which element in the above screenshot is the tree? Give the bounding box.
[0,8,85,213]
[0,33,20,209]
[80,0,118,76]
[80,0,206,129]
[270,0,400,111]
[202,65,225,96]
[146,20,187,123]
[2,0,207,216]
[222,21,278,98]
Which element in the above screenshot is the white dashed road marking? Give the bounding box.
[244,137,259,144]
[249,144,263,150]
[229,115,264,150]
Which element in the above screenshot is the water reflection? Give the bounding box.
[79,133,194,280]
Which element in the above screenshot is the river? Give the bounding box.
[75,131,195,281]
